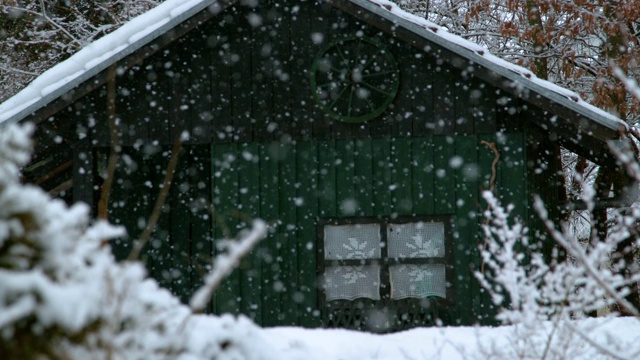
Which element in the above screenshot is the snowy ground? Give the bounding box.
[263,317,640,360]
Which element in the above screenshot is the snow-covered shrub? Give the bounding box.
[477,188,640,359]
[0,123,275,359]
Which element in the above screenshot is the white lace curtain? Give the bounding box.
[324,224,381,300]
[323,221,447,301]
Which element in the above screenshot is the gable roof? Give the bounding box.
[0,0,627,156]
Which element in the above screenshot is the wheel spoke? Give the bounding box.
[335,46,350,69]
[328,85,350,110]
[317,81,338,89]
[362,70,397,78]
[354,39,363,64]
[348,86,355,118]
[361,80,393,96]
[364,96,376,112]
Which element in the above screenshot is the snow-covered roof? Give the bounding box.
[0,0,627,141]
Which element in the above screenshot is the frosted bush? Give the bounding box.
[477,189,640,359]
[0,123,275,359]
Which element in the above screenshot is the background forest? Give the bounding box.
[0,0,159,102]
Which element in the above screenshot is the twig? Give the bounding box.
[0,65,38,76]
[564,321,632,360]
[480,140,500,192]
[534,195,640,317]
[541,303,567,360]
[189,219,268,313]
[127,136,183,261]
[37,1,83,46]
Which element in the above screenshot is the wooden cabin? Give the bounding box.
[0,0,626,331]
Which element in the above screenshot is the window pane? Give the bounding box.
[390,264,446,299]
[324,265,381,300]
[324,223,381,260]
[387,222,444,258]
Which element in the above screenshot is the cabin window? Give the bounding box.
[318,216,452,330]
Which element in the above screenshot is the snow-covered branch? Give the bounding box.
[0,123,278,360]
[477,186,640,358]
[190,219,268,313]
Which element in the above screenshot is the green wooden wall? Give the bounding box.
[206,133,527,327]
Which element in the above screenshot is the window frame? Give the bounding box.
[317,215,455,309]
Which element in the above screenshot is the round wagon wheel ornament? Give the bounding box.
[311,36,400,123]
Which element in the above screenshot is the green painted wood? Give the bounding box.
[81,88,110,147]
[182,31,213,145]
[206,16,233,143]
[166,43,187,144]
[211,143,241,314]
[411,137,434,215]
[412,57,435,136]
[336,140,356,217]
[433,66,455,135]
[296,141,321,327]
[259,142,281,326]
[229,11,253,142]
[372,137,392,215]
[269,1,293,139]
[278,141,299,325]
[393,44,415,137]
[391,137,413,216]
[433,136,456,214]
[106,147,135,261]
[146,63,171,145]
[186,146,214,313]
[453,75,473,134]
[249,4,273,142]
[473,81,497,134]
[354,139,374,216]
[318,141,337,218]
[237,142,262,322]
[499,133,527,221]
[453,135,479,325]
[169,147,192,304]
[72,142,93,210]
[308,1,331,139]
[288,0,311,138]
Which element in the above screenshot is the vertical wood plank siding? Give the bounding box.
[201,136,523,326]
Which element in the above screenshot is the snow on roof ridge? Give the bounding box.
[0,0,208,124]
[366,0,626,128]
